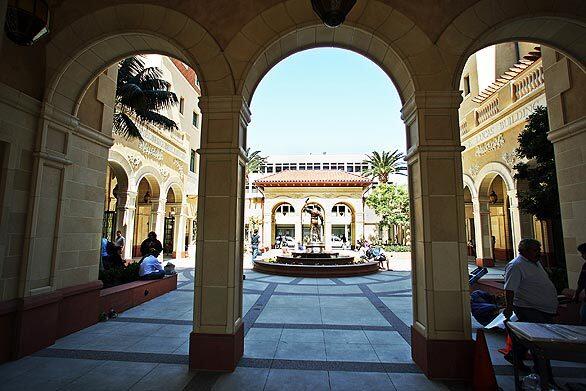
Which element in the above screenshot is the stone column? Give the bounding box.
[472,196,494,267]
[324,220,332,251]
[262,209,272,248]
[152,198,166,240]
[542,48,586,288]
[507,189,533,252]
[294,220,302,245]
[116,191,137,260]
[401,92,473,380]
[174,204,187,258]
[190,95,249,371]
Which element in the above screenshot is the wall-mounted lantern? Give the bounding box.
[310,0,356,28]
[4,0,50,46]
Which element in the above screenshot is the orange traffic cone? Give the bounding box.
[498,333,512,356]
[473,329,500,391]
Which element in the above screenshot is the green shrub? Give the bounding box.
[99,262,140,287]
[383,244,410,252]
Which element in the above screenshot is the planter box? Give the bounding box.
[99,274,178,315]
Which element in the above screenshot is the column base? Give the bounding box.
[189,323,244,372]
[411,326,475,380]
[475,258,495,267]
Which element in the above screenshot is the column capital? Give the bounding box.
[198,95,250,124]
[401,91,463,123]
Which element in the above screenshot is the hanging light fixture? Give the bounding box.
[489,190,498,204]
[311,0,356,28]
[4,0,50,46]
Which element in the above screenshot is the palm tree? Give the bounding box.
[244,148,266,179]
[362,150,407,183]
[114,56,179,139]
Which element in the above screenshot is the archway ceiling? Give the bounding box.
[47,0,586,48]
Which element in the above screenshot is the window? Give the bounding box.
[276,204,295,215]
[332,204,348,216]
[179,97,185,114]
[266,165,273,173]
[337,163,344,170]
[299,163,306,170]
[323,163,330,170]
[190,149,196,172]
[348,166,354,172]
[463,75,471,96]
[313,163,320,170]
[192,111,199,127]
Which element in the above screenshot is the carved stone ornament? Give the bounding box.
[502,151,517,167]
[159,167,170,179]
[127,154,142,171]
[138,141,164,161]
[468,164,481,177]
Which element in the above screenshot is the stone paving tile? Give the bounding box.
[243,340,279,359]
[274,341,327,361]
[280,328,325,343]
[316,278,337,285]
[388,373,450,390]
[0,357,103,391]
[317,285,363,294]
[325,342,380,362]
[258,275,298,284]
[297,278,318,285]
[76,334,144,351]
[275,284,319,294]
[329,371,397,391]
[212,367,269,391]
[373,344,413,363]
[319,296,372,307]
[320,307,388,326]
[243,281,270,291]
[364,330,407,345]
[64,360,158,391]
[172,341,190,355]
[245,327,283,341]
[127,336,187,354]
[265,295,320,308]
[264,369,330,391]
[323,329,369,344]
[129,363,194,390]
[256,306,323,324]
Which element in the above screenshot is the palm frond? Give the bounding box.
[113,111,143,139]
[142,89,179,111]
[118,56,145,84]
[134,110,178,131]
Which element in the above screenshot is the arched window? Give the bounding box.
[332,204,349,216]
[276,203,295,216]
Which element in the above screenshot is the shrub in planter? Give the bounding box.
[99,262,140,288]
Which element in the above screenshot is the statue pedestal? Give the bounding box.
[306,241,325,253]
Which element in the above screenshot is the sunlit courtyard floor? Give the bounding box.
[0,260,584,390]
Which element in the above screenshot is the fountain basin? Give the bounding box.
[253,259,379,277]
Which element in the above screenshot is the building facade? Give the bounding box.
[245,153,409,249]
[104,56,202,259]
[458,44,553,267]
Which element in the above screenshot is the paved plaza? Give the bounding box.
[0,265,585,390]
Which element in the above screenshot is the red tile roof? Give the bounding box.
[255,170,372,187]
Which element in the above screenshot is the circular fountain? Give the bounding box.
[253,242,379,277]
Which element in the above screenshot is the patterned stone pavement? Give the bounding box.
[0,267,584,390]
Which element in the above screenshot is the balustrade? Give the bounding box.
[513,64,544,100]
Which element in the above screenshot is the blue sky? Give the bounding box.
[248,48,406,155]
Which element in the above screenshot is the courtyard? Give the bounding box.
[0,260,584,391]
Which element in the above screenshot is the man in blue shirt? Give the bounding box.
[100,236,109,269]
[139,248,166,280]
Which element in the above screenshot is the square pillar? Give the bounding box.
[115,191,137,260]
[190,96,249,371]
[402,91,474,380]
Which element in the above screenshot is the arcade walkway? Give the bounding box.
[0,268,584,390]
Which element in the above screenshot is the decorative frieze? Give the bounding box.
[127,154,142,171]
[468,164,481,177]
[502,151,517,167]
[475,134,505,157]
[138,140,164,161]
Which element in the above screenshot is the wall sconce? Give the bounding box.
[4,0,50,46]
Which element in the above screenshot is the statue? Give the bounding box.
[303,204,324,243]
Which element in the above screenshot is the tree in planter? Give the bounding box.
[365,183,410,244]
[362,150,407,183]
[114,56,179,139]
[513,105,566,289]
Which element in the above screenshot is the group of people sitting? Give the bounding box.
[101,230,170,280]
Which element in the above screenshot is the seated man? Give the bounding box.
[139,248,166,280]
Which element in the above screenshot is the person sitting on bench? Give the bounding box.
[139,248,166,280]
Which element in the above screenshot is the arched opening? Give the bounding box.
[271,202,297,248]
[330,203,354,249]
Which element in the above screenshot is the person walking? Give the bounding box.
[503,238,558,370]
[114,230,125,255]
[251,229,260,261]
[574,243,586,325]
